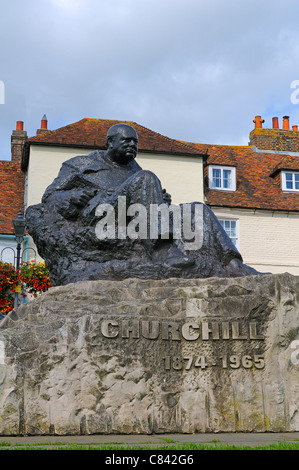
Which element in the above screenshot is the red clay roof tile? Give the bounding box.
[26,118,203,155]
[187,142,299,212]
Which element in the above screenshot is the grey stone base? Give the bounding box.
[0,273,298,435]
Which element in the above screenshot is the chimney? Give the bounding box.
[11,121,27,165]
[16,121,24,131]
[250,114,299,153]
[253,115,264,129]
[36,114,49,135]
[41,114,48,129]
[283,116,290,130]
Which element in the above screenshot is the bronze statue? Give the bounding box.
[26,124,257,285]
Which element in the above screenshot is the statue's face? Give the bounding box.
[108,127,138,165]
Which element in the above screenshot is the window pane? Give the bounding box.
[223,169,232,189]
[212,169,221,187]
[295,174,299,190]
[285,173,294,189]
[230,221,236,237]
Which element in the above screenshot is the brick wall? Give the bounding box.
[0,162,25,234]
[11,129,27,164]
[249,128,299,153]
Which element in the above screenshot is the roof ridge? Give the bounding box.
[187,141,254,149]
[27,117,205,154]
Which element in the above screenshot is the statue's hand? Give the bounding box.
[75,189,97,207]
[162,188,172,205]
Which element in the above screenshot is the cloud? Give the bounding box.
[49,0,87,10]
[1,0,299,160]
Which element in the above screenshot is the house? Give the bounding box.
[187,115,299,275]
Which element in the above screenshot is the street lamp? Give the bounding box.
[12,208,26,308]
[12,209,26,268]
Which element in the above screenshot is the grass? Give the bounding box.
[0,441,298,450]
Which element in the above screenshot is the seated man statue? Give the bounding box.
[25,123,258,286]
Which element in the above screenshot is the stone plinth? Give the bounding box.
[0,273,298,435]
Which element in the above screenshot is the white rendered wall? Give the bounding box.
[26,146,204,208]
[213,206,299,275]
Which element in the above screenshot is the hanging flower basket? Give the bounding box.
[18,261,52,297]
[0,260,52,315]
[0,261,19,314]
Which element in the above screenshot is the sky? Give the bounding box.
[1,0,299,160]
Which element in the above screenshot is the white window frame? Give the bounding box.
[218,218,239,249]
[208,165,236,191]
[281,171,299,192]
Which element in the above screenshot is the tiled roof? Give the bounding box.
[22,116,299,212]
[22,118,204,170]
[188,142,299,212]
[0,162,25,234]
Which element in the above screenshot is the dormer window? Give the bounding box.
[281,171,299,192]
[208,165,236,191]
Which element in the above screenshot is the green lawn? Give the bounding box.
[0,441,298,450]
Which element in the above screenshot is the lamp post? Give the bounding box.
[12,208,26,309]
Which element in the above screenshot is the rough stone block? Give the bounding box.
[0,273,298,435]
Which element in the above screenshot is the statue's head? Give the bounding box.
[105,124,139,165]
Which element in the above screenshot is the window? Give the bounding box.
[218,219,239,248]
[209,166,236,191]
[281,171,299,192]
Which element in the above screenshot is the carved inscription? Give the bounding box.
[100,318,265,371]
[163,354,265,370]
[98,320,299,372]
[100,319,264,341]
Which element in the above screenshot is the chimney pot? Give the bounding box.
[272,117,279,129]
[253,115,265,129]
[283,116,290,130]
[16,121,24,131]
[40,115,48,130]
[293,125,298,131]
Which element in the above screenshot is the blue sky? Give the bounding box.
[1,0,299,160]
